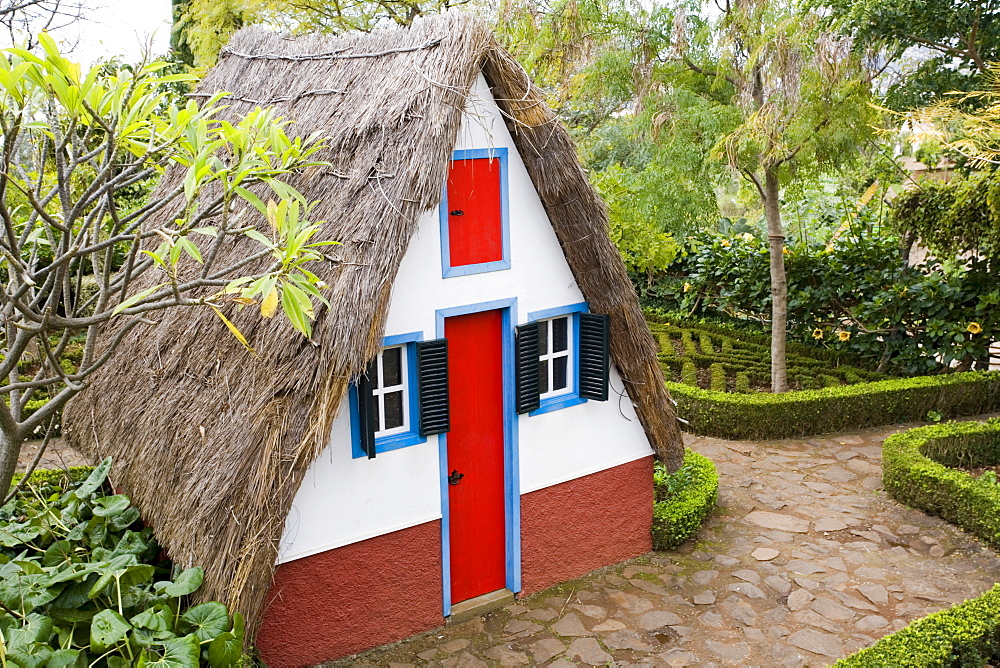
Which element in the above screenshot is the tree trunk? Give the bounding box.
[0,427,22,497]
[763,166,788,393]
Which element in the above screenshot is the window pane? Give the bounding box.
[553,355,568,390]
[538,360,549,394]
[552,317,568,352]
[538,320,548,354]
[383,391,404,429]
[382,347,402,387]
[369,357,380,389]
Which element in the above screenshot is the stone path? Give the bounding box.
[331,421,1000,667]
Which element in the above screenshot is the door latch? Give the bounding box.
[449,209,464,216]
[448,470,464,485]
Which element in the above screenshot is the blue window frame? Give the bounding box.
[526,302,589,415]
[350,332,426,458]
[439,147,511,278]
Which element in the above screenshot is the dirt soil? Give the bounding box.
[16,436,93,474]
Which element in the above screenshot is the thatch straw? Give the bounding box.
[63,12,682,640]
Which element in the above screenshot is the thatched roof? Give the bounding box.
[63,12,682,637]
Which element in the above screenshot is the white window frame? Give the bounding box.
[372,344,410,438]
[539,315,574,400]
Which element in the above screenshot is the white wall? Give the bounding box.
[277,74,653,565]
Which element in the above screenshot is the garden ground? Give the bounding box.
[331,418,1000,667]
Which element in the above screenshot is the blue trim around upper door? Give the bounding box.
[349,331,426,458]
[435,297,520,617]
[439,148,511,279]
[527,302,590,416]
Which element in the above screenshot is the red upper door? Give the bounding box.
[444,309,507,603]
[446,158,504,267]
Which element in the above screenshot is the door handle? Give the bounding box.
[448,470,465,485]
[450,209,464,216]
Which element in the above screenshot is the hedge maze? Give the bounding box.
[650,321,885,393]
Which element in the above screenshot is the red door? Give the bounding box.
[445,309,506,604]
[447,158,504,266]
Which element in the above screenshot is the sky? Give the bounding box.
[49,0,173,65]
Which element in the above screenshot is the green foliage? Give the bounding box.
[890,172,1000,259]
[669,371,1000,441]
[882,418,1000,551]
[645,233,1000,376]
[836,583,1000,667]
[818,0,1000,110]
[651,320,884,393]
[651,449,718,551]
[734,371,750,393]
[680,361,699,387]
[0,460,248,666]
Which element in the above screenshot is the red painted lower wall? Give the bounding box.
[256,520,442,667]
[520,456,653,596]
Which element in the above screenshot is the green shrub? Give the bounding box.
[0,460,248,666]
[709,363,726,392]
[734,372,750,393]
[836,584,1000,667]
[669,371,1000,440]
[681,329,698,357]
[652,449,718,550]
[10,465,93,495]
[699,331,714,355]
[681,361,698,387]
[882,418,1000,550]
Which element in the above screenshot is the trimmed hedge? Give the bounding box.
[669,371,1000,441]
[836,584,1000,667]
[652,449,718,550]
[883,418,1000,550]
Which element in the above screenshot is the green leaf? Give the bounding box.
[41,542,75,568]
[90,609,132,652]
[131,604,173,633]
[206,632,241,667]
[70,458,111,499]
[160,567,203,597]
[92,495,130,517]
[180,602,228,642]
[45,648,84,668]
[137,635,199,668]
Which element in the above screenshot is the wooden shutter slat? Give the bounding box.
[578,313,610,401]
[357,359,377,458]
[417,339,450,436]
[515,322,541,414]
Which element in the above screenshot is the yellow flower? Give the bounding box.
[783,247,790,255]
[812,328,823,340]
[968,322,983,334]
[839,331,851,342]
[683,282,692,293]
[721,239,731,247]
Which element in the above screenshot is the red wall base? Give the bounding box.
[256,521,442,667]
[520,456,653,596]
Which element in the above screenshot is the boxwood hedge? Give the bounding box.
[882,417,1000,550]
[668,371,1000,441]
[652,449,718,550]
[836,584,1000,667]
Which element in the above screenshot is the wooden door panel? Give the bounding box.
[445,309,506,603]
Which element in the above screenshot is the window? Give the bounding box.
[352,334,450,459]
[538,316,573,399]
[515,304,611,416]
[440,148,511,278]
[370,345,409,437]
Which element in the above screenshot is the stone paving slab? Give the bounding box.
[328,421,1000,667]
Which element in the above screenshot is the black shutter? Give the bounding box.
[515,322,541,414]
[416,339,450,436]
[357,359,377,459]
[579,313,610,401]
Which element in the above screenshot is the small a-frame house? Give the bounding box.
[64,13,683,666]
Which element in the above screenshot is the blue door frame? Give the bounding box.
[435,297,521,615]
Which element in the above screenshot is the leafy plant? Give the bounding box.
[0,460,247,666]
[652,449,718,550]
